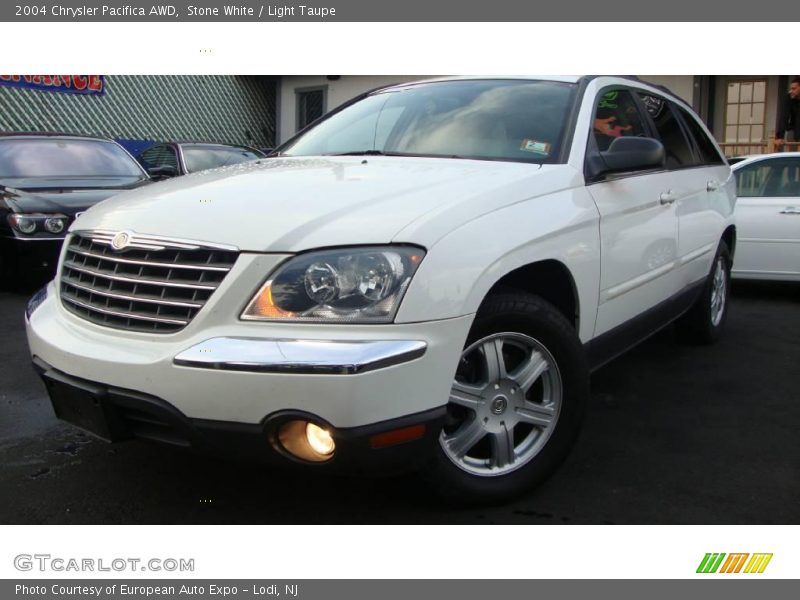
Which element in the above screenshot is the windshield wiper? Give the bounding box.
[329,150,387,156]
[327,150,481,160]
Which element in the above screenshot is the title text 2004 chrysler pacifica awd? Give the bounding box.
[26,76,736,502]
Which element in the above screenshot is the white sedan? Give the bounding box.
[732,153,800,281]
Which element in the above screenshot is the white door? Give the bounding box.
[673,164,732,285]
[734,157,800,280]
[586,89,681,336]
[637,93,732,289]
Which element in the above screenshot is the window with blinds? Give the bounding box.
[724,80,767,144]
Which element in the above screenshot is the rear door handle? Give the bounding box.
[780,206,800,215]
[659,191,676,205]
[707,180,720,192]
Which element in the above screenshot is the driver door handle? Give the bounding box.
[780,206,800,215]
[659,190,676,205]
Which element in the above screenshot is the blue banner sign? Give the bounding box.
[0,75,105,95]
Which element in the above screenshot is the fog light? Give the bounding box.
[277,419,336,462]
[305,422,335,456]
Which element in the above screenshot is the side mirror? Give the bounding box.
[595,137,665,177]
[147,165,178,179]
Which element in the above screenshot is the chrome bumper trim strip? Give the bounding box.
[173,337,428,375]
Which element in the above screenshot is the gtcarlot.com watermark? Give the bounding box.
[14,554,195,573]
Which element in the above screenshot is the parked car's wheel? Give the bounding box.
[0,252,10,291]
[0,257,44,293]
[422,293,588,504]
[675,241,731,345]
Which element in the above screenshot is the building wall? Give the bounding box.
[0,75,278,148]
[278,75,433,143]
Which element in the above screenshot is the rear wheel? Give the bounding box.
[675,241,731,345]
[422,293,588,504]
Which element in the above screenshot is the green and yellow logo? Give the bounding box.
[697,553,773,574]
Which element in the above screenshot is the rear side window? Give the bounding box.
[182,145,261,173]
[638,93,694,169]
[139,144,178,169]
[677,106,724,166]
[592,89,648,152]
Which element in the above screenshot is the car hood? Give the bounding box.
[1,177,150,215]
[72,156,579,251]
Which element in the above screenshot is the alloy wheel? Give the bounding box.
[440,332,563,477]
[710,256,727,327]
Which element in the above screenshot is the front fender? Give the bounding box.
[395,187,601,343]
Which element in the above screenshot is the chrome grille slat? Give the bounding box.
[62,261,219,290]
[67,247,232,272]
[61,294,190,325]
[62,279,204,309]
[59,232,238,333]
[84,229,238,251]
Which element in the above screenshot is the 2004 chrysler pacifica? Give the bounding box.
[25,76,736,502]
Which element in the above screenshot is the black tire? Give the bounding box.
[675,241,731,345]
[0,257,38,294]
[421,292,589,504]
[0,251,11,292]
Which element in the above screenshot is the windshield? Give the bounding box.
[282,80,577,163]
[0,138,145,178]
[182,144,262,173]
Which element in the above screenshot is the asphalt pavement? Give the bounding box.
[1,280,798,524]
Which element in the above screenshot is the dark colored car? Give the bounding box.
[0,134,151,285]
[136,142,265,178]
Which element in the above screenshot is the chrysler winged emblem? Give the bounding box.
[111,231,131,251]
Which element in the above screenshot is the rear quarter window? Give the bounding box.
[676,106,725,166]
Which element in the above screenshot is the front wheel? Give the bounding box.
[422,293,588,504]
[0,251,12,292]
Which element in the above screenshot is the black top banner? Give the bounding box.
[1,0,787,21]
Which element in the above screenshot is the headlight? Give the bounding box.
[7,213,68,235]
[242,246,425,323]
[8,214,37,234]
[44,217,66,234]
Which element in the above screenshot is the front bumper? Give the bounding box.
[1,235,64,276]
[26,278,472,438]
[32,357,447,471]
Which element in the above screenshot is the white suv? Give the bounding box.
[25,76,736,502]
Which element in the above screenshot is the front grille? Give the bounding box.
[60,231,239,333]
